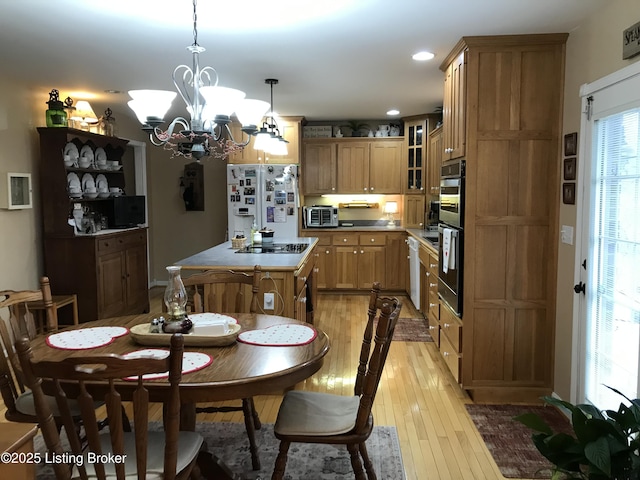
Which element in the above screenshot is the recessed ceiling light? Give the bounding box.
[387,109,400,116]
[412,51,435,61]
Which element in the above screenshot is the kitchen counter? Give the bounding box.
[175,237,319,271]
[406,228,439,253]
[174,237,320,323]
[302,225,406,233]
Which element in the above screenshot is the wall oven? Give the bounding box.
[438,159,465,317]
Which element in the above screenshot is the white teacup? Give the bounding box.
[69,186,81,193]
[109,187,122,193]
[84,187,96,193]
[98,186,108,193]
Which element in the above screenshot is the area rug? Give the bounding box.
[35,421,406,480]
[393,317,433,342]
[465,404,573,479]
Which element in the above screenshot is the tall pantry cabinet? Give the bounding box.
[442,34,568,403]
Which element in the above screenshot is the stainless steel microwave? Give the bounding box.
[304,206,339,228]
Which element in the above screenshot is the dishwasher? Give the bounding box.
[407,236,420,310]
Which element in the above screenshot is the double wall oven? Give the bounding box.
[438,159,465,317]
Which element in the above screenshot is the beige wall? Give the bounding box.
[555,0,640,400]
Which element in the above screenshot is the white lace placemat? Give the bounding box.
[46,326,128,350]
[238,324,317,346]
[122,349,213,380]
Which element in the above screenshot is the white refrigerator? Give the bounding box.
[227,164,300,241]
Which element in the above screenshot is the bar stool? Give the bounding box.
[27,293,79,330]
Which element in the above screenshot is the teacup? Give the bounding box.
[84,187,96,193]
[69,186,81,193]
[107,160,119,170]
[78,159,91,168]
[109,187,122,193]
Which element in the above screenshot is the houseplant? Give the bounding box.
[515,386,640,479]
[342,120,370,137]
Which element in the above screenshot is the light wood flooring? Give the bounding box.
[1,289,528,479]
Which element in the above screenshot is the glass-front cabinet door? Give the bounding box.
[404,117,426,194]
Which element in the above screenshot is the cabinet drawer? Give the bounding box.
[332,233,359,246]
[427,315,440,346]
[439,301,462,353]
[428,253,439,276]
[295,254,315,294]
[315,235,332,246]
[439,333,461,383]
[98,230,146,254]
[358,233,386,246]
[419,244,430,266]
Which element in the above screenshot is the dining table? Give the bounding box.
[27,311,331,479]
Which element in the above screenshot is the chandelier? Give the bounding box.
[253,79,289,156]
[127,0,271,160]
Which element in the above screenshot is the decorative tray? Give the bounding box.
[129,322,241,347]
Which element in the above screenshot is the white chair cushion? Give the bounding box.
[274,391,360,436]
[70,431,203,479]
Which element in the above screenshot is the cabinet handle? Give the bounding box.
[331,187,335,191]
[428,325,436,330]
[430,283,437,288]
[354,250,358,254]
[430,263,437,268]
[325,250,330,254]
[301,297,307,303]
[426,272,430,277]
[314,267,319,273]
[363,188,368,191]
[314,253,319,257]
[370,187,374,191]
[443,323,450,328]
[370,238,375,242]
[443,351,449,357]
[429,303,437,308]
[343,238,347,242]
[360,250,364,254]
[301,276,307,282]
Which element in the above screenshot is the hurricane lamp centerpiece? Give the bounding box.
[163,265,193,333]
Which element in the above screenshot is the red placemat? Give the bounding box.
[122,349,213,380]
[238,324,317,346]
[46,326,128,350]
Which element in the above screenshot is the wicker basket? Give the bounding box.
[231,237,247,249]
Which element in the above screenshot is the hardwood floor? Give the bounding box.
[1,288,525,479]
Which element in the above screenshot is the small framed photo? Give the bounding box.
[564,132,578,156]
[562,183,576,205]
[563,157,577,180]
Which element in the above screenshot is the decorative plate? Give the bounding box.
[81,173,95,191]
[96,174,108,190]
[80,145,94,164]
[64,142,79,161]
[67,172,81,188]
[95,147,107,166]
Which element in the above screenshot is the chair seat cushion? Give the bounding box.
[15,390,101,417]
[274,391,360,436]
[72,431,203,479]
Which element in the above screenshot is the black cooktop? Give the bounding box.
[236,243,309,254]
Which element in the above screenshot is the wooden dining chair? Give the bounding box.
[15,333,203,480]
[271,282,402,480]
[182,264,263,470]
[0,276,59,423]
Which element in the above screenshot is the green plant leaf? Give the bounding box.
[576,403,604,420]
[543,396,579,415]
[584,436,611,477]
[514,413,553,434]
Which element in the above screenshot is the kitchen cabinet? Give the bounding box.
[45,229,149,322]
[418,242,440,345]
[440,34,568,401]
[294,247,317,323]
[229,116,303,165]
[442,50,466,161]
[427,125,443,195]
[37,127,149,323]
[302,142,337,194]
[404,196,425,229]
[439,302,462,383]
[302,138,403,195]
[303,230,406,291]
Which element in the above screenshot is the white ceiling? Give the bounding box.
[0,0,608,124]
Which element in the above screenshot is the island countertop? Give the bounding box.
[175,237,319,271]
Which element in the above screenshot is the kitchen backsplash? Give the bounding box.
[304,194,403,225]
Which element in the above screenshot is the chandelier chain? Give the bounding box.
[192,0,199,46]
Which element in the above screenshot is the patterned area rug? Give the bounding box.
[393,317,433,342]
[35,421,406,480]
[465,404,573,479]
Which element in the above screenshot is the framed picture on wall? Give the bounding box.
[564,132,578,156]
[563,157,577,180]
[562,183,576,205]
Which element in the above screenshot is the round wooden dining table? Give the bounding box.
[28,312,330,427]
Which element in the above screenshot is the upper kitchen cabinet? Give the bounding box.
[427,125,443,195]
[229,116,303,164]
[302,137,403,195]
[402,114,440,194]
[444,34,568,403]
[441,50,466,161]
[303,141,337,194]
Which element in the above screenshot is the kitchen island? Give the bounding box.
[175,237,319,323]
